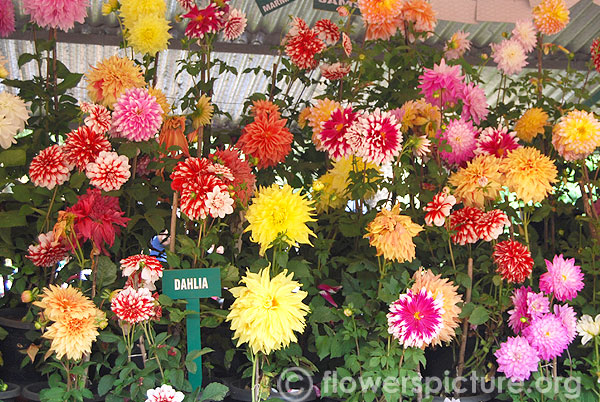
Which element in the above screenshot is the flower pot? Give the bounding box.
[21,382,104,402]
[222,377,317,402]
[0,382,21,401]
[0,307,43,385]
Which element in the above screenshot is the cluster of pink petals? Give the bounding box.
[317,106,358,160]
[554,304,578,342]
[86,151,131,192]
[475,126,521,158]
[346,109,403,165]
[26,231,69,267]
[424,189,456,227]
[523,313,570,361]
[29,145,72,190]
[492,39,528,76]
[512,20,538,54]
[111,287,156,324]
[183,3,225,39]
[80,101,112,135]
[222,8,247,41]
[0,0,15,37]
[320,63,351,81]
[461,83,489,125]
[112,88,163,142]
[387,288,444,348]
[342,33,352,57]
[23,0,89,32]
[64,126,112,171]
[444,31,471,60]
[418,59,465,107]
[121,254,164,290]
[495,336,540,382]
[205,186,235,218]
[508,286,534,333]
[539,254,584,301]
[314,19,340,45]
[438,118,478,167]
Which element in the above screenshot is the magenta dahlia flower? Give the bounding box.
[523,314,570,361]
[438,118,478,167]
[460,82,489,125]
[418,59,465,107]
[554,304,577,343]
[475,126,520,158]
[495,336,540,382]
[508,286,532,334]
[539,255,584,301]
[526,292,550,320]
[0,0,15,37]
[387,288,444,348]
[23,0,89,32]
[183,3,224,39]
[346,109,403,165]
[318,106,358,160]
[112,88,163,142]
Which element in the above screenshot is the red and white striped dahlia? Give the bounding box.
[29,145,72,190]
[86,151,131,192]
[111,287,156,324]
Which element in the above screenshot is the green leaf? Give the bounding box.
[198,382,229,402]
[0,148,27,166]
[18,53,37,67]
[69,172,87,189]
[310,306,337,323]
[56,73,83,92]
[96,256,118,289]
[97,375,115,396]
[0,211,26,228]
[468,306,489,326]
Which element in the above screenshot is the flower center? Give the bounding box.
[336,123,344,132]
[561,274,567,281]
[195,14,205,23]
[413,311,422,320]
[264,297,279,310]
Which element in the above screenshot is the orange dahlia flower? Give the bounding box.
[237,113,293,169]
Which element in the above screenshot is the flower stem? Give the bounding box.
[251,352,260,402]
[43,186,59,233]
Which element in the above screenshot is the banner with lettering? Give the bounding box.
[255,0,296,15]
[313,0,360,14]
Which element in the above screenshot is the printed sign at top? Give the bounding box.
[162,268,222,300]
[313,0,360,14]
[255,0,296,15]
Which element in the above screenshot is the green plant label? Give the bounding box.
[255,0,296,15]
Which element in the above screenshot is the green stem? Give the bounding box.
[251,352,259,402]
[142,322,165,381]
[43,186,59,232]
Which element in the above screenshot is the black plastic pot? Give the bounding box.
[223,377,317,402]
[0,307,43,385]
[0,382,21,401]
[21,382,104,402]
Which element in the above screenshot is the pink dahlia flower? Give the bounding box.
[539,254,584,301]
[512,20,537,53]
[418,59,465,107]
[508,286,532,334]
[424,189,456,227]
[205,186,235,218]
[112,88,163,142]
[317,106,358,160]
[86,151,131,192]
[387,288,444,348]
[460,82,489,125]
[523,314,570,361]
[346,109,403,165]
[444,30,471,60]
[342,33,352,57]
[222,8,246,41]
[111,287,156,324]
[554,304,577,343]
[475,126,520,158]
[495,336,540,382]
[29,145,72,190]
[438,118,478,167]
[183,3,224,39]
[526,292,550,320]
[23,0,89,32]
[26,231,69,267]
[0,0,15,37]
[492,39,528,76]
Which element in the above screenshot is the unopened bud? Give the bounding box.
[21,290,33,303]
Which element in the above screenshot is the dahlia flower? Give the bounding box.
[514,107,548,143]
[145,385,184,402]
[524,314,570,361]
[493,240,533,284]
[170,157,214,192]
[418,59,465,107]
[159,115,189,157]
[444,31,471,60]
[552,110,600,161]
[120,254,164,289]
[423,189,456,227]
[120,0,166,25]
[26,232,69,268]
[308,98,341,142]
[448,207,484,245]
[112,88,163,142]
[85,56,145,107]
[539,255,584,301]
[577,314,600,345]
[0,0,15,37]
[526,292,550,320]
[533,0,569,36]
[474,210,510,242]
[111,287,156,324]
[127,14,172,55]
[222,8,247,41]
[191,94,214,129]
[491,39,528,76]
[250,99,280,118]
[507,286,533,333]
[211,148,256,205]
[346,109,403,165]
[554,304,577,343]
[461,82,489,125]
[358,0,403,26]
[512,20,537,53]
[317,106,358,160]
[0,92,30,149]
[394,99,441,137]
[438,118,478,167]
[43,309,102,360]
[226,268,310,355]
[320,63,351,80]
[495,336,540,382]
[591,38,600,74]
[237,112,293,169]
[314,19,340,45]
[23,0,89,31]
[183,3,224,39]
[398,0,438,41]
[412,135,432,157]
[34,285,97,322]
[205,186,235,218]
[388,288,444,349]
[245,184,315,255]
[475,126,520,158]
[64,126,111,171]
[285,27,326,70]
[29,145,72,190]
[79,102,112,134]
[411,269,462,345]
[364,203,423,263]
[342,32,352,56]
[86,151,131,192]
[501,147,557,203]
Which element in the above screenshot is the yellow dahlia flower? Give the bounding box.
[298,106,312,129]
[246,184,316,255]
[43,309,103,361]
[514,108,548,143]
[0,54,8,79]
[226,268,309,355]
[120,0,166,26]
[399,99,441,137]
[315,156,381,212]
[552,110,600,161]
[308,98,341,149]
[448,154,503,208]
[102,0,118,15]
[501,147,557,203]
[148,87,171,117]
[364,204,423,263]
[533,0,569,36]
[34,285,97,322]
[411,268,463,345]
[127,14,172,55]
[85,56,145,107]
[191,95,214,130]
